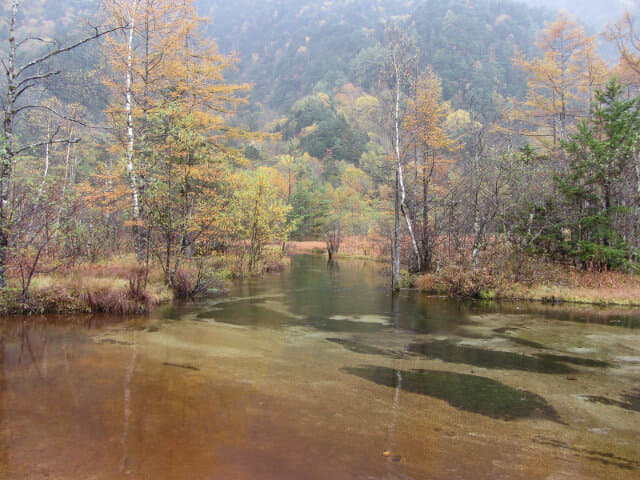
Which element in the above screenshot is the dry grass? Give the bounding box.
[0,245,288,315]
[414,266,496,299]
[2,257,172,314]
[505,272,640,306]
[339,234,390,260]
[216,247,291,278]
[287,241,326,254]
[415,254,640,306]
[287,235,389,260]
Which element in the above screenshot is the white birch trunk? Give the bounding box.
[125,0,142,258]
[52,126,74,243]
[392,55,421,276]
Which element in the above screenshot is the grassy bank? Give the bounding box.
[1,248,290,315]
[413,263,640,307]
[287,235,389,261]
[1,257,172,315]
[289,235,640,307]
[16,238,636,315]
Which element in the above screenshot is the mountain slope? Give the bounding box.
[200,0,549,109]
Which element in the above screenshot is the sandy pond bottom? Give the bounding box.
[0,256,639,480]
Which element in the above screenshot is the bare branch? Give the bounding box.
[16,37,55,49]
[17,24,126,77]
[14,138,80,156]
[16,70,60,90]
[12,104,102,129]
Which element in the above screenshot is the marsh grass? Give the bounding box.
[415,253,640,306]
[1,256,172,314]
[288,234,389,261]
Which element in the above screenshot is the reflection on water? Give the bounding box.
[196,255,476,334]
[343,366,561,422]
[193,255,640,333]
[0,255,638,479]
[0,320,252,479]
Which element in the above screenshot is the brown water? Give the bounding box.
[1,255,639,479]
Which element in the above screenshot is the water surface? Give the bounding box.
[1,255,639,479]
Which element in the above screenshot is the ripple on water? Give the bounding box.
[328,314,390,324]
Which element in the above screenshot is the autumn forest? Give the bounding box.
[3,0,640,311]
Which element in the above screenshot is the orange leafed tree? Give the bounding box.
[101,0,251,282]
[606,8,640,89]
[103,0,185,258]
[512,13,608,152]
[402,68,455,272]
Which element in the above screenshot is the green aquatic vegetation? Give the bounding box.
[501,335,548,349]
[326,338,407,358]
[343,366,561,421]
[408,341,576,374]
[196,301,287,328]
[583,390,640,412]
[535,353,610,368]
[533,437,640,470]
[327,338,388,355]
[302,316,385,333]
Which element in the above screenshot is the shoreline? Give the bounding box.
[288,241,640,308]
[3,246,640,315]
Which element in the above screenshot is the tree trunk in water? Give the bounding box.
[392,168,401,290]
[390,53,420,277]
[325,227,340,261]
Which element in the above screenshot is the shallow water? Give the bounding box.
[1,255,640,479]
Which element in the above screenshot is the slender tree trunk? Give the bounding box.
[421,161,431,272]
[470,152,482,271]
[391,56,401,290]
[471,210,482,271]
[53,125,74,244]
[125,0,144,260]
[391,55,420,278]
[634,157,640,257]
[37,124,51,200]
[392,168,401,290]
[0,0,19,289]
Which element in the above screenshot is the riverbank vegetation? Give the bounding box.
[3,0,640,312]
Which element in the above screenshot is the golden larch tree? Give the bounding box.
[512,13,608,152]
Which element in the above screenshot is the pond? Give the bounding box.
[1,255,639,479]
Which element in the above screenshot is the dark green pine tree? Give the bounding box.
[558,79,640,270]
[287,178,330,240]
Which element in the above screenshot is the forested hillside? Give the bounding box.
[199,0,548,109]
[0,0,610,112]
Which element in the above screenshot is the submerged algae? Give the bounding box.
[408,341,577,374]
[344,365,561,421]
